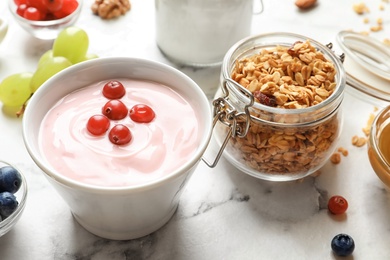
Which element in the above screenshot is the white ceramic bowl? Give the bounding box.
[22,57,213,240]
[8,0,82,40]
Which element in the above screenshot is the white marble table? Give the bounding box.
[1,0,390,259]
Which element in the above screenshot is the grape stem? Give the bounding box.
[16,93,33,118]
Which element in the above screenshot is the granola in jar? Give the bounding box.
[215,33,345,181]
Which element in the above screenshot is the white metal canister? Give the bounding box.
[155,0,263,67]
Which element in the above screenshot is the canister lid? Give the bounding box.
[336,30,390,101]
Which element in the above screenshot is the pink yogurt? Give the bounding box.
[39,78,200,187]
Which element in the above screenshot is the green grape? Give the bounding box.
[30,56,72,92]
[52,27,89,64]
[0,72,33,107]
[37,49,54,68]
[79,53,99,62]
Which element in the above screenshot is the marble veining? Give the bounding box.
[1,0,390,259]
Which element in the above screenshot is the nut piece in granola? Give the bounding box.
[91,0,131,19]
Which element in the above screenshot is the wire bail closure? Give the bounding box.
[202,78,254,168]
[326,42,345,63]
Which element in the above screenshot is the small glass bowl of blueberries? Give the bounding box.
[0,160,28,237]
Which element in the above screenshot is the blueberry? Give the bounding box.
[0,192,19,219]
[331,233,355,257]
[0,166,22,193]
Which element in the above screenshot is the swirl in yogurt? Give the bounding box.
[39,78,200,187]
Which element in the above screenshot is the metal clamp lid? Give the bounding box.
[201,78,254,168]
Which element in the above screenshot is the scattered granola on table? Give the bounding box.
[330,153,341,164]
[351,1,388,40]
[91,0,131,19]
[362,109,377,136]
[338,147,349,157]
[370,25,383,32]
[352,135,367,147]
[353,2,370,14]
[330,147,348,165]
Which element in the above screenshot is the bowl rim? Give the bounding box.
[0,160,28,231]
[8,0,83,26]
[22,57,213,194]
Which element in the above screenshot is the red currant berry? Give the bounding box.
[16,4,28,17]
[129,104,155,123]
[86,115,110,136]
[53,0,78,19]
[109,124,132,145]
[328,195,348,215]
[23,7,44,20]
[42,0,63,13]
[14,0,27,5]
[102,100,128,120]
[26,0,48,13]
[44,12,56,20]
[102,80,126,99]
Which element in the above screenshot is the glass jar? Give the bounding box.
[209,32,346,181]
[155,0,263,67]
[368,105,390,189]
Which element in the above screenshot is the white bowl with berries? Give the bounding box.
[8,0,82,40]
[23,57,213,240]
[0,160,28,237]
